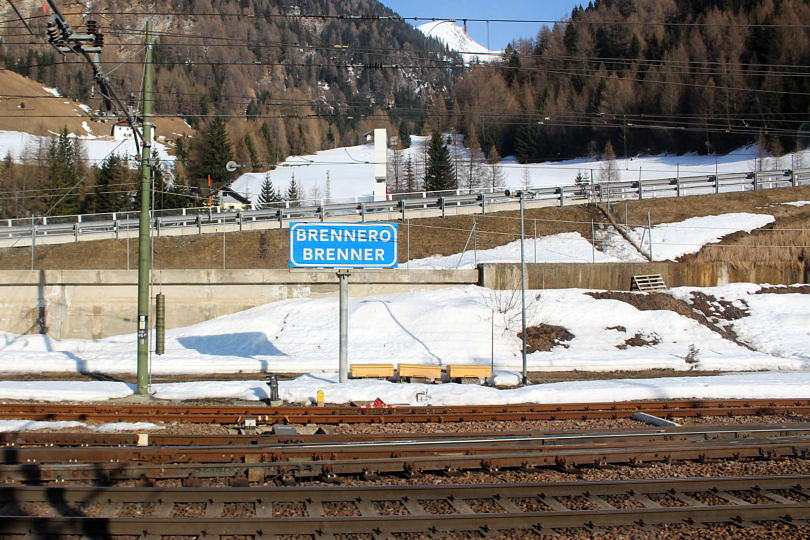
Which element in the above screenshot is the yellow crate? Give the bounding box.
[447,365,492,379]
[397,364,442,379]
[350,364,395,379]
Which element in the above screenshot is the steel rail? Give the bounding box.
[2,439,806,485]
[0,430,807,484]
[5,432,806,465]
[2,422,808,448]
[0,398,807,424]
[0,475,807,537]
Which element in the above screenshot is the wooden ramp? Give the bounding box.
[631,274,667,291]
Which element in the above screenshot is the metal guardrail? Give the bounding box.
[1,168,808,247]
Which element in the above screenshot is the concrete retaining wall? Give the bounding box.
[1,262,804,340]
[0,269,477,340]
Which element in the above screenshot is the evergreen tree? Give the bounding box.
[404,156,416,192]
[424,129,456,192]
[162,173,195,210]
[244,133,258,170]
[257,174,280,207]
[88,155,127,213]
[45,127,84,215]
[190,117,235,190]
[398,121,411,149]
[260,121,277,165]
[286,175,302,206]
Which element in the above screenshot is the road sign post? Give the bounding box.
[289,223,398,383]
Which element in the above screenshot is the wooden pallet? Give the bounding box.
[631,274,667,291]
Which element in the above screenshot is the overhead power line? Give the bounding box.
[3,10,810,29]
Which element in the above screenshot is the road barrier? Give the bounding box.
[2,167,808,248]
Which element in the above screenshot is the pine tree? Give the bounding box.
[260,121,277,165]
[404,156,416,192]
[190,117,235,190]
[89,155,127,213]
[257,174,280,207]
[398,121,411,149]
[424,129,456,192]
[162,173,195,210]
[45,127,84,215]
[244,133,258,170]
[286,174,302,206]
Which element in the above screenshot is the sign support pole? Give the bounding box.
[337,269,351,383]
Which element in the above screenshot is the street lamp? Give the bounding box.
[504,189,533,386]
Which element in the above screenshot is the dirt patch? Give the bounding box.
[518,324,574,353]
[617,332,661,350]
[758,285,810,294]
[586,291,751,349]
[688,291,750,321]
[588,291,696,318]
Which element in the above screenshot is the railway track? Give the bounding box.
[0,475,807,538]
[1,398,808,424]
[0,424,807,485]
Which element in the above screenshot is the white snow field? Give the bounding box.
[0,211,808,407]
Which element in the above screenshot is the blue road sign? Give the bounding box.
[289,222,398,269]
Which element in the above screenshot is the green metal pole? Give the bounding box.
[136,20,154,395]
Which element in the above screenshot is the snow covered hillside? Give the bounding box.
[229,133,810,207]
[417,21,501,63]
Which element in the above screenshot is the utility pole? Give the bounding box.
[136,20,154,396]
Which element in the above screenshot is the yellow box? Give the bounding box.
[350,364,395,379]
[447,365,492,379]
[397,364,442,379]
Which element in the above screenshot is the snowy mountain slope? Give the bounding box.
[417,21,501,63]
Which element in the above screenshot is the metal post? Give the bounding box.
[490,307,494,382]
[715,160,719,194]
[533,219,537,263]
[518,191,528,386]
[136,20,154,396]
[591,219,595,263]
[406,219,410,269]
[473,217,478,266]
[266,374,279,401]
[676,164,680,197]
[222,223,226,270]
[337,269,350,383]
[30,224,35,271]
